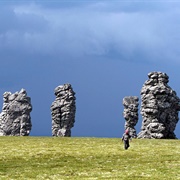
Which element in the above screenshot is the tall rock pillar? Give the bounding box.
[51,84,76,137]
[138,72,180,139]
[123,96,139,138]
[0,89,32,136]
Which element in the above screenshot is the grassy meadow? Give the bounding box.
[0,137,180,179]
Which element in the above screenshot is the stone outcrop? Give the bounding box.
[51,84,76,137]
[123,96,139,138]
[0,89,32,136]
[138,72,180,139]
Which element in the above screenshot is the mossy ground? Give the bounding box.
[0,137,179,179]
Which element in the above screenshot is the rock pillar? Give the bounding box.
[0,89,32,136]
[123,96,139,138]
[138,72,180,139]
[51,84,76,137]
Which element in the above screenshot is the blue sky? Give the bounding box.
[0,0,180,138]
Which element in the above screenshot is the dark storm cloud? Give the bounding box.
[0,1,179,64]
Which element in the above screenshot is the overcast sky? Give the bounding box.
[1,0,180,138]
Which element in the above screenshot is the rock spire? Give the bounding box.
[138,72,180,139]
[51,84,76,137]
[123,96,139,138]
[0,89,32,136]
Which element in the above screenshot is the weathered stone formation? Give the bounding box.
[123,96,139,138]
[0,89,32,136]
[138,72,180,139]
[51,84,76,137]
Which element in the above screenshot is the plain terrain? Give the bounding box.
[0,137,180,179]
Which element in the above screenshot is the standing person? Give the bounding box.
[122,129,131,150]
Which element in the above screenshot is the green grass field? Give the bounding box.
[0,137,179,179]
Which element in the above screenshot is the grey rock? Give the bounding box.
[0,89,32,136]
[51,83,76,137]
[138,72,180,139]
[123,96,139,138]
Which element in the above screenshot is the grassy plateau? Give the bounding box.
[0,137,180,179]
